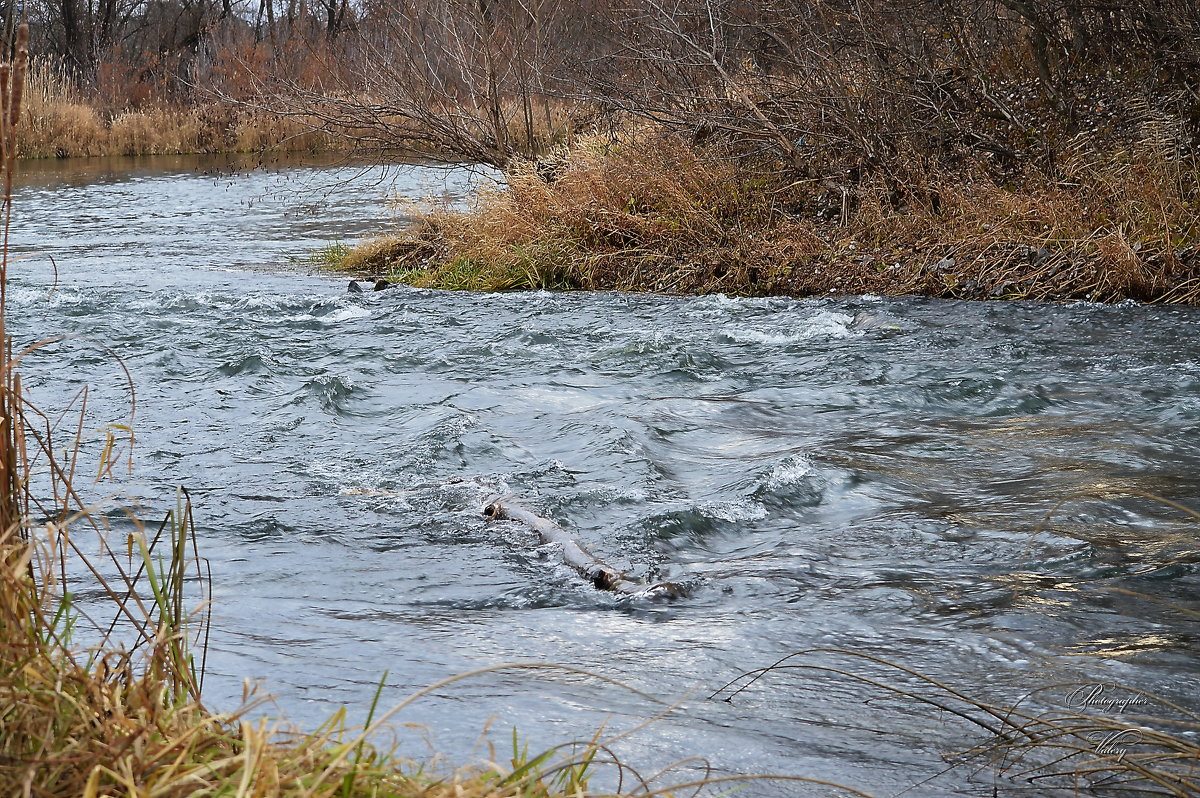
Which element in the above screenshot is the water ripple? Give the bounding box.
[9,156,1199,792]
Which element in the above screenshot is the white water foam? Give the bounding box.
[228,293,316,311]
[800,310,856,338]
[697,499,768,522]
[722,310,856,345]
[605,327,682,354]
[579,483,650,503]
[757,454,815,492]
[318,305,372,323]
[722,327,805,345]
[8,285,91,309]
[685,292,764,319]
[281,303,372,323]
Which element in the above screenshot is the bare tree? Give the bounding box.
[242,0,601,166]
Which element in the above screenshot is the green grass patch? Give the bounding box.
[300,240,353,268]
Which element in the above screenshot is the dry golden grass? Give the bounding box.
[334,131,1200,303]
[109,108,203,156]
[339,134,805,292]
[18,59,106,157]
[232,111,336,154]
[15,57,343,158]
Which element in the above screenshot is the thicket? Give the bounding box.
[298,0,1198,301]
[16,1,1200,293]
[21,1,1200,166]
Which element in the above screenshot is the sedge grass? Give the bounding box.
[299,240,353,268]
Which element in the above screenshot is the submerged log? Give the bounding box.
[483,500,683,599]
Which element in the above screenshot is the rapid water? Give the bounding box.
[8,154,1199,796]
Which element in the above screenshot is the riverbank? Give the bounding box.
[20,60,335,157]
[332,131,1199,303]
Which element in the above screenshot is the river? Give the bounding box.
[8,154,1199,796]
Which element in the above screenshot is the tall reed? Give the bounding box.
[0,23,27,538]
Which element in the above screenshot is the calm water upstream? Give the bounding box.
[8,154,1199,796]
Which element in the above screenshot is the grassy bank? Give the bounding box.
[332,131,1199,303]
[18,58,340,158]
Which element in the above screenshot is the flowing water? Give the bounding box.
[8,154,1199,796]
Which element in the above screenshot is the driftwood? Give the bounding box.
[483,500,683,599]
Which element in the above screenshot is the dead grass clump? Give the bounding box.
[339,134,814,293]
[232,111,335,154]
[336,131,1198,303]
[16,56,347,158]
[17,101,106,158]
[339,235,443,275]
[837,145,1200,302]
[18,58,107,157]
[17,101,341,159]
[109,108,203,156]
